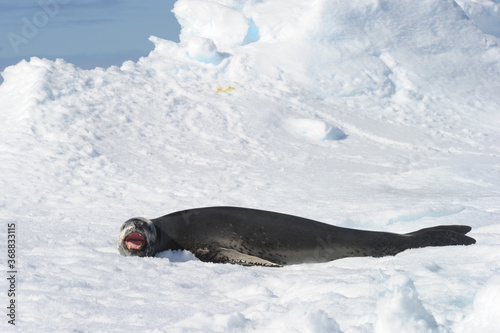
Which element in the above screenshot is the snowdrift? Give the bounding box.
[1,0,499,331]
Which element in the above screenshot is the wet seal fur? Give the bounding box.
[117,206,476,267]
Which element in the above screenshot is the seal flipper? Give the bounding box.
[406,227,476,250]
[193,247,282,267]
[405,225,472,236]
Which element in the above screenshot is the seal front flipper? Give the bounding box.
[193,247,283,267]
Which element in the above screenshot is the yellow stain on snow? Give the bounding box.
[215,86,237,93]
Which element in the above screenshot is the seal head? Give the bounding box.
[118,217,158,257]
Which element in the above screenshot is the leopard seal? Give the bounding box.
[117,206,475,267]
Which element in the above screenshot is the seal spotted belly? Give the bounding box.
[117,206,475,267]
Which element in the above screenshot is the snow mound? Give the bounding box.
[457,275,500,332]
[286,118,347,141]
[185,36,228,64]
[307,310,343,333]
[375,276,442,333]
[174,0,251,50]
[456,0,500,37]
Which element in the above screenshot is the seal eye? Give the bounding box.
[125,232,146,250]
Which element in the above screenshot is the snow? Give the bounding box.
[1,0,500,331]
[456,0,500,38]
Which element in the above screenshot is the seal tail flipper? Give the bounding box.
[193,247,283,267]
[405,226,476,249]
[405,225,472,236]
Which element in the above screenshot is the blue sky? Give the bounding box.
[0,0,180,73]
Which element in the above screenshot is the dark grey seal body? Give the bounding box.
[117,206,475,267]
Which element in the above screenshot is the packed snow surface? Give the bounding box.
[1,0,500,332]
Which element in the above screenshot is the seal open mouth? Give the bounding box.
[125,232,146,250]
